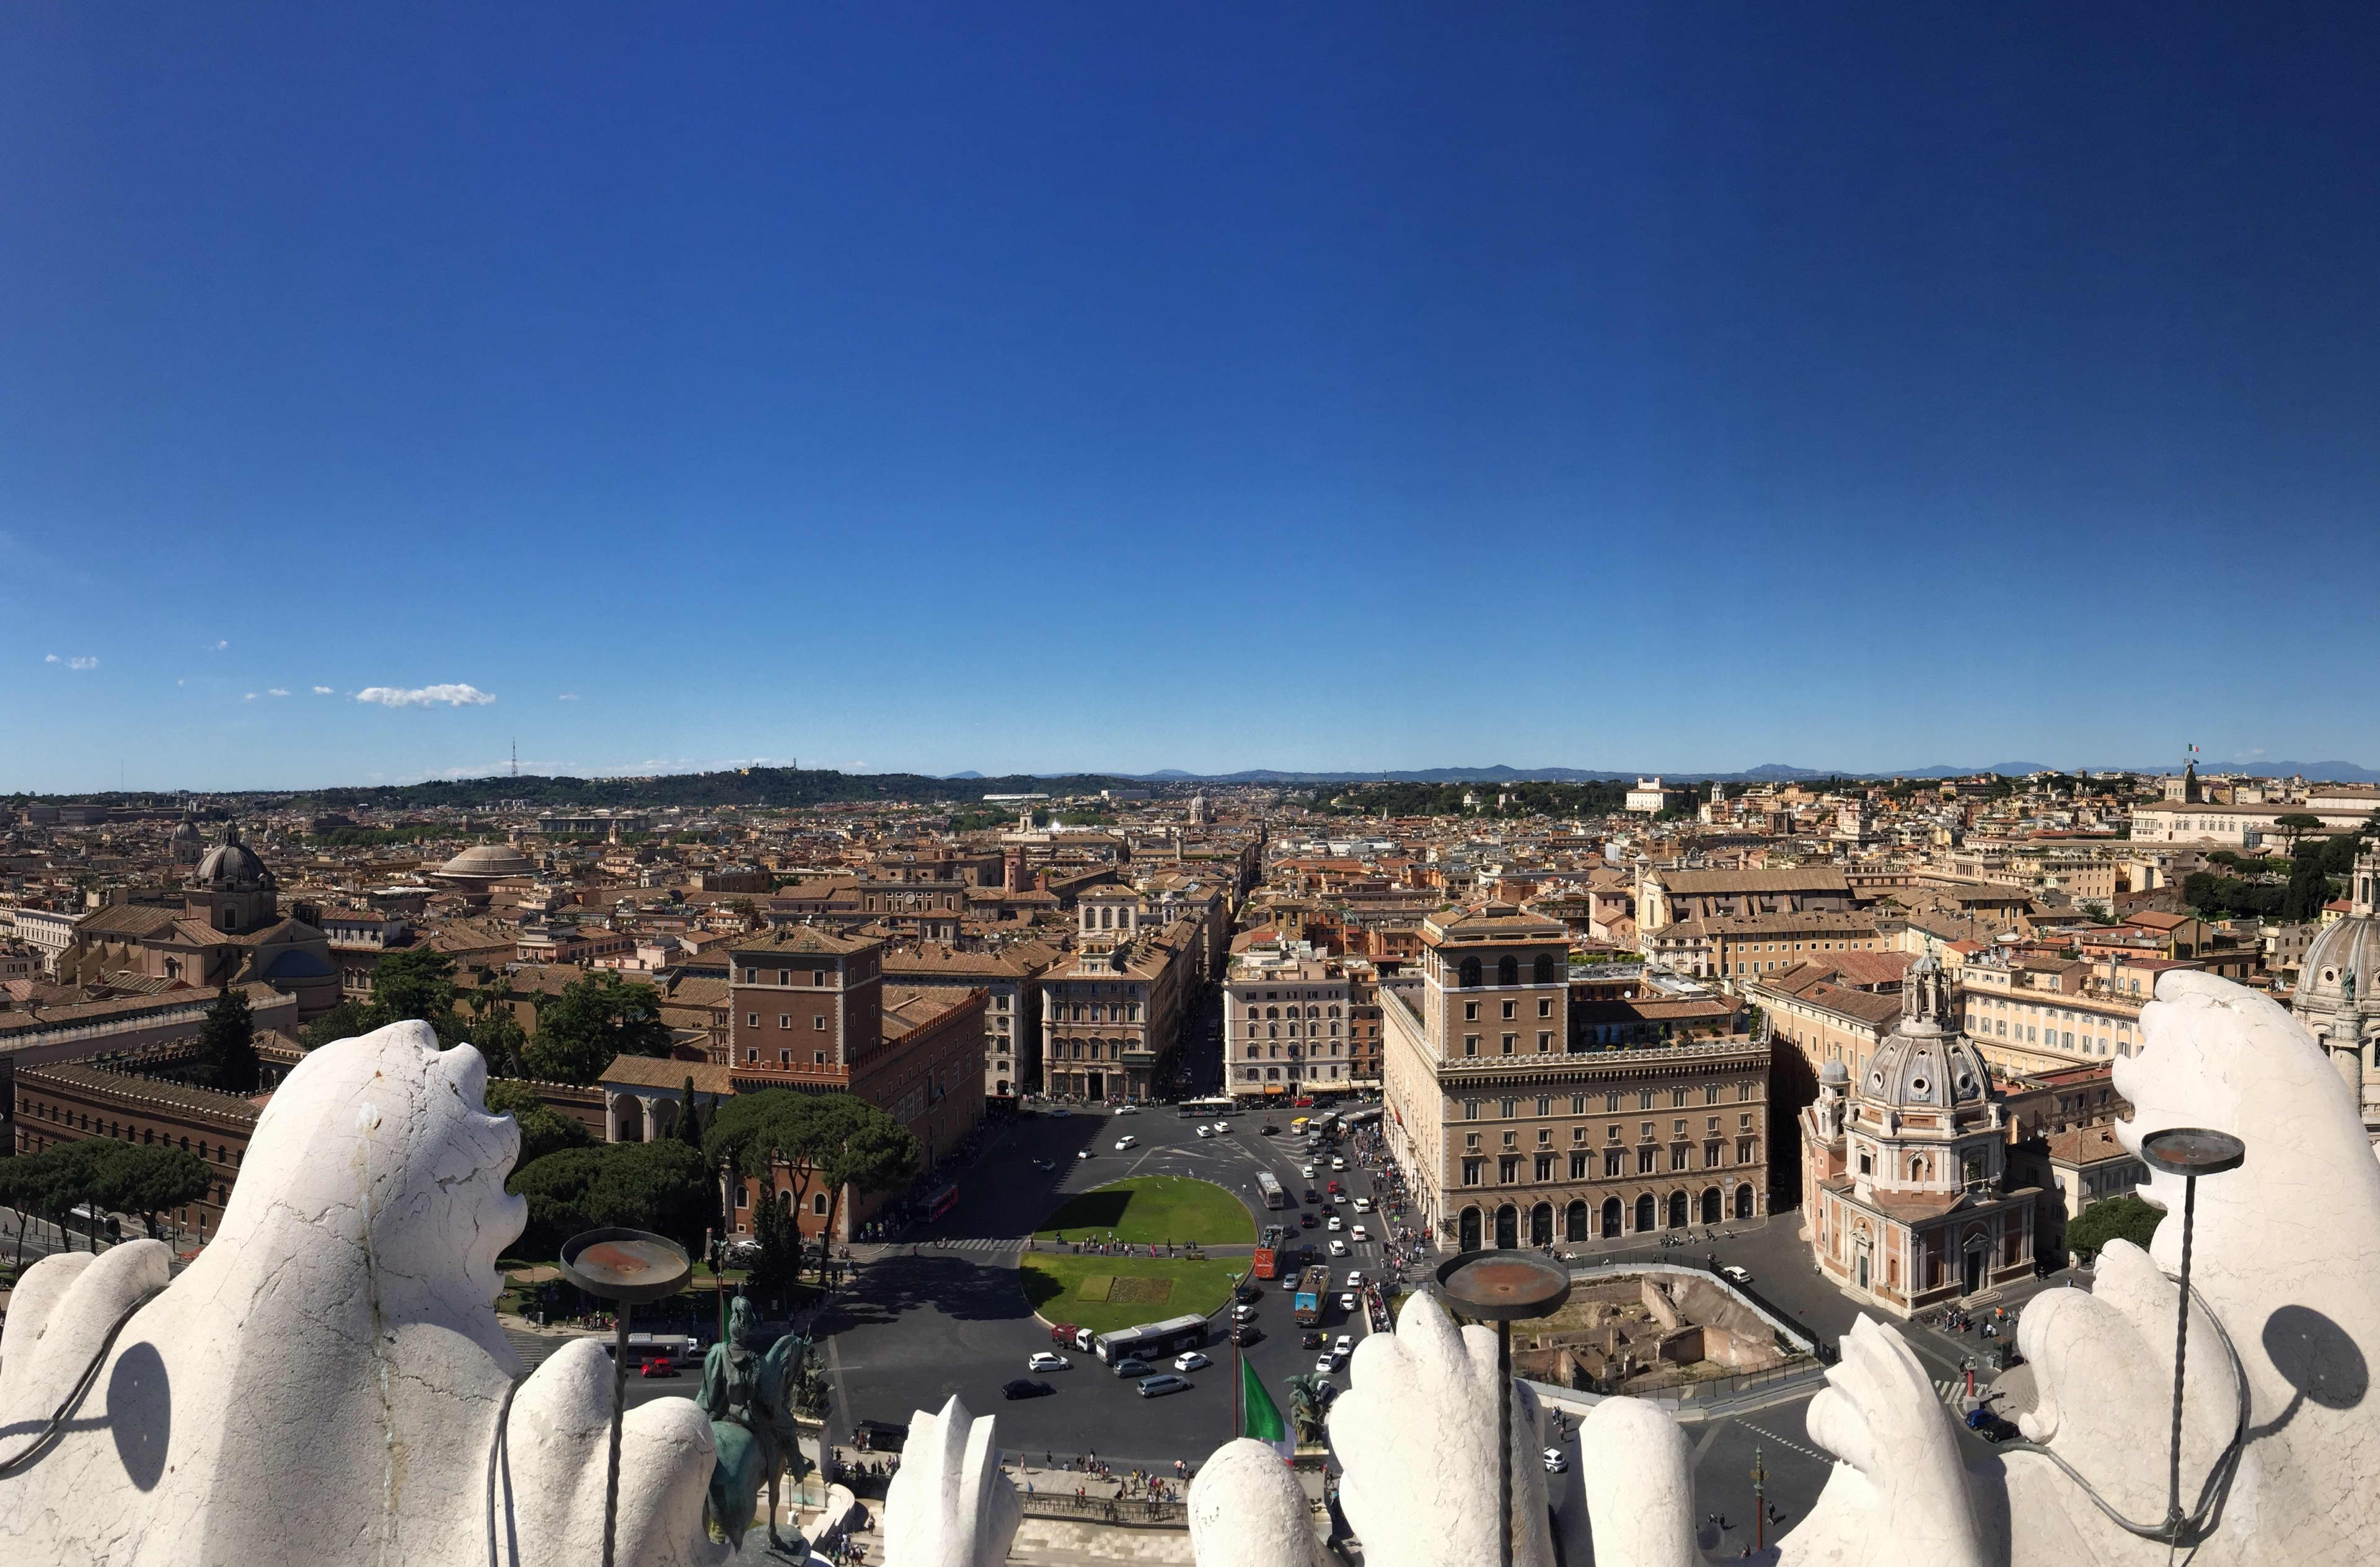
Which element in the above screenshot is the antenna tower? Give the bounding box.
[511,738,518,778]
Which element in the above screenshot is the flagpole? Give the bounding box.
[1232,1313,1243,1446]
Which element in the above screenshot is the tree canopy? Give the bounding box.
[0,1139,215,1248]
[190,984,261,1094]
[520,971,672,1085]
[505,1138,713,1256]
[482,1078,595,1168]
[702,1089,922,1279]
[2065,1192,2163,1262]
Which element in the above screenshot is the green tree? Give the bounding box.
[299,998,378,1050]
[505,1139,712,1256]
[372,946,462,1043]
[483,1078,595,1168]
[2065,1192,2163,1263]
[94,1143,216,1240]
[466,1003,531,1078]
[808,1097,922,1282]
[192,984,260,1094]
[2282,851,2336,924]
[2273,814,2324,858]
[676,1075,704,1148]
[705,1090,834,1246]
[520,972,671,1085]
[747,1182,806,1306]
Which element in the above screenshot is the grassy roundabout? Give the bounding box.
[1030,1175,1256,1246]
[1018,1253,1247,1333]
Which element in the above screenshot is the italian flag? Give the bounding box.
[1241,1359,1294,1460]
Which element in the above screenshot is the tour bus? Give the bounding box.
[1254,1170,1290,1210]
[1093,1314,1208,1364]
[1292,1265,1332,1327]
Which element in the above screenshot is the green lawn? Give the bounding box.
[1031,1176,1255,1246]
[1018,1252,1245,1333]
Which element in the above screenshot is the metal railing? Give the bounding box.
[1016,1494,1189,1526]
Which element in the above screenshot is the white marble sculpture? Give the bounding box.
[0,1021,723,1566]
[879,1395,1021,1567]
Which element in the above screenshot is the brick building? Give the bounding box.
[11,1060,262,1244]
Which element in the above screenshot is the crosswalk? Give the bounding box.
[1933,1377,1978,1408]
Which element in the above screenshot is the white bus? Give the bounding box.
[1177,1095,1241,1118]
[1254,1171,1289,1209]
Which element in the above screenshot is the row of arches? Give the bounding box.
[1456,954,1561,988]
[1456,1185,1757,1249]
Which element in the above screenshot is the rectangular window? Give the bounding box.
[1704,1143,1722,1167]
[1670,1145,1690,1171]
[1464,1035,1479,1058]
[779,1049,791,1065]
[1604,1150,1624,1177]
[1501,1034,1517,1055]
[1462,1159,1483,1187]
[1571,1151,1590,1179]
[1499,1156,1522,1183]
[1538,1032,1553,1053]
[1571,1094,1587,1113]
[1536,1096,1553,1116]
[1738,1138,1756,1163]
[1637,1148,1657,1175]
[1535,1154,1555,1182]
[1606,1092,1623,1112]
[1464,1100,1481,1120]
[778,1014,791,1029]
[746,1013,759,1027]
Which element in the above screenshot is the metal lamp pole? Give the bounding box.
[558,1227,694,1567]
[1432,1250,1571,1567]
[2138,1127,2246,1542]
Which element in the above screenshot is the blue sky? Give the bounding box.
[6,4,2379,791]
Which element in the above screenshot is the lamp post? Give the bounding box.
[1432,1250,1572,1567]
[2136,1127,2246,1542]
[560,1227,694,1567]
[1750,1447,1767,1552]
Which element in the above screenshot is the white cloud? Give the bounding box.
[558,693,580,701]
[244,692,258,701]
[267,688,290,698]
[312,685,333,695]
[354,683,497,709]
[213,640,228,651]
[44,654,98,670]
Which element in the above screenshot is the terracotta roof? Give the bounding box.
[599,1055,736,1094]
[730,924,878,957]
[2047,1123,2136,1169]
[1659,867,1852,896]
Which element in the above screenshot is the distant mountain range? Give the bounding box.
[958,759,2380,784]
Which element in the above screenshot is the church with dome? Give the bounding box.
[1800,952,2045,1316]
[2292,841,2380,1141]
[59,822,338,1019]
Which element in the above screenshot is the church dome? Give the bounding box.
[196,824,271,889]
[436,843,538,882]
[1859,953,1992,1111]
[2299,916,2380,1014]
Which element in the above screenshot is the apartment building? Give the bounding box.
[1957,949,2144,1076]
[1041,913,1203,1101]
[1223,938,1354,1102]
[722,924,987,1240]
[882,941,1052,1099]
[1651,910,1885,981]
[1381,904,1769,1251]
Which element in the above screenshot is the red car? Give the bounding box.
[638,1357,681,1379]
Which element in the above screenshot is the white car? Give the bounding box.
[1331,1156,1347,1170]
[1328,1215,1344,1231]
[1719,1264,1753,1285]
[1346,1271,1364,1287]
[1114,1136,1137,1151]
[1329,1238,1348,1257]
[1352,1197,1372,1213]
[1028,1352,1069,1372]
[1173,1351,1210,1372]
[1231,1304,1258,1321]
[1196,1126,1213,1138]
[1314,1356,1336,1375]
[1212,1122,1233,1135]
[1350,1226,1368,1243]
[1300,1164,1317,1178]
[1075,1150,1090,1160]
[1542,1447,1568,1474]
[1114,1104,1139,1115]
[1339,1292,1359,1310]
[1333,1335,1354,1356]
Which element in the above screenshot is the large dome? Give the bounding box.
[196,824,271,889]
[436,843,537,882]
[1859,952,1992,1111]
[2299,916,2380,1013]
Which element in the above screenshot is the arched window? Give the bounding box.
[1327,1006,1340,1019]
[1460,1208,1483,1250]
[1701,1188,1721,1224]
[1533,954,1556,985]
[1666,1190,1688,1229]
[1494,1205,1519,1249]
[1459,957,1482,988]
[1565,1200,1588,1242]
[1497,956,1518,986]
[813,1193,829,1215]
[1530,1203,1554,1245]
[1602,1197,1623,1238]
[778,1189,793,1213]
[1247,1007,1259,1019]
[1634,1193,1655,1232]
[1266,1007,1279,1019]
[1734,1184,1755,1219]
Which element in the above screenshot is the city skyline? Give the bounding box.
[8,5,2380,791]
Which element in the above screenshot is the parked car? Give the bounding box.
[1028,1351,1069,1372]
[1137,1374,1192,1398]
[1965,1406,2021,1443]
[1076,1150,1091,1160]
[1033,1158,1056,1170]
[1173,1351,1210,1372]
[1004,1379,1057,1401]
[1113,1357,1153,1378]
[1542,1447,1569,1473]
[1719,1264,1753,1285]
